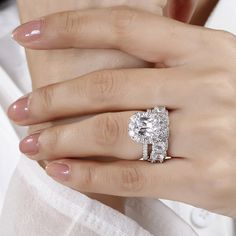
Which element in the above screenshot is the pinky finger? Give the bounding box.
[45,158,192,200]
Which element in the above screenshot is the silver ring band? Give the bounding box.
[128,107,169,163]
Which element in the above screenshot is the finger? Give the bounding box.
[12,7,203,64]
[8,68,197,125]
[97,0,165,15]
[45,158,192,200]
[166,0,198,23]
[19,111,191,161]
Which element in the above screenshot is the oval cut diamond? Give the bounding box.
[136,116,158,137]
[128,107,169,163]
[129,112,162,144]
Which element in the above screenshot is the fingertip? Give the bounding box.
[7,96,30,123]
[19,133,40,155]
[11,19,43,45]
[46,162,71,182]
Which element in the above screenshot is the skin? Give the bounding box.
[8,6,236,218]
[14,0,202,213]
[16,0,168,213]
[16,0,165,89]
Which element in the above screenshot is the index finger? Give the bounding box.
[12,7,203,64]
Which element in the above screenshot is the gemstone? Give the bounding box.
[128,107,169,163]
[153,142,167,153]
[136,116,159,136]
[129,112,161,144]
[154,106,165,113]
[142,143,149,160]
[149,152,166,163]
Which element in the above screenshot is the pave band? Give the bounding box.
[128,107,169,163]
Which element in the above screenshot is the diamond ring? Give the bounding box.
[128,107,169,163]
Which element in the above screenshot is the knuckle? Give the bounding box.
[216,30,236,48]
[93,114,122,146]
[203,70,235,104]
[120,166,144,192]
[36,85,55,112]
[59,11,85,44]
[205,116,234,150]
[111,6,138,41]
[41,127,62,155]
[87,70,120,104]
[205,161,233,199]
[78,165,96,190]
[63,11,81,33]
[202,30,236,62]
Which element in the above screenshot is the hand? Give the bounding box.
[16,0,169,212]
[9,7,236,217]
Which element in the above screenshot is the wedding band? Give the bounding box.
[128,107,169,163]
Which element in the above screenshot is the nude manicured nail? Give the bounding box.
[12,20,43,43]
[8,96,30,122]
[46,163,70,181]
[19,133,40,155]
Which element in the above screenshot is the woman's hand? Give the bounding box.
[9,7,236,217]
[16,0,172,212]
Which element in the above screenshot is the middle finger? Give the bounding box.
[9,68,200,125]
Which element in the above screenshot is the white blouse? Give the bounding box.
[0,1,235,235]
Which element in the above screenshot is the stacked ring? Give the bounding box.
[128,107,169,163]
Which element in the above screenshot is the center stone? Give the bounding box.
[135,116,159,138]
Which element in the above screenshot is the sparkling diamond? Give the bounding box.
[153,142,167,153]
[137,116,158,136]
[128,130,135,137]
[129,112,161,144]
[154,106,165,113]
[157,154,166,163]
[142,143,149,160]
[128,107,169,164]
[149,153,166,163]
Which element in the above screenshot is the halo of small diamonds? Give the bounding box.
[128,107,169,163]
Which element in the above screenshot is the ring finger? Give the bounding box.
[19,110,193,161]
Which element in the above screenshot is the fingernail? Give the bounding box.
[19,132,40,155]
[46,163,70,181]
[8,95,30,122]
[12,20,43,43]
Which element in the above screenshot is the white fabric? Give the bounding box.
[205,0,236,33]
[0,1,235,235]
